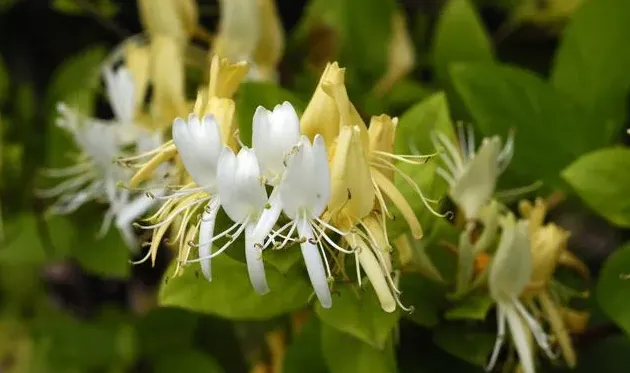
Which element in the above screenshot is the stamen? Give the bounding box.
[39,162,93,178]
[513,299,557,360]
[314,217,349,236]
[183,219,249,264]
[486,306,506,372]
[187,220,242,248]
[35,172,95,197]
[311,223,355,254]
[129,247,153,265]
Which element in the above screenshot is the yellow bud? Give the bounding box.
[138,0,198,42]
[518,197,547,234]
[203,97,239,151]
[300,62,344,149]
[372,10,415,96]
[149,36,188,127]
[525,223,569,295]
[251,0,285,81]
[327,125,375,229]
[124,42,150,115]
[208,55,250,99]
[368,114,398,180]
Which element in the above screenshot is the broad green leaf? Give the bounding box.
[159,254,311,320]
[561,147,630,227]
[315,284,399,349]
[389,92,456,238]
[235,82,306,147]
[263,245,303,274]
[451,62,596,183]
[432,0,494,84]
[154,351,224,373]
[551,0,630,142]
[0,214,75,264]
[444,294,493,321]
[398,273,446,327]
[340,0,397,81]
[73,223,130,278]
[136,308,199,358]
[284,317,329,373]
[596,243,630,336]
[433,324,495,366]
[321,323,396,373]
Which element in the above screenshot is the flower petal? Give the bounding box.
[296,218,332,308]
[245,223,270,294]
[199,196,221,281]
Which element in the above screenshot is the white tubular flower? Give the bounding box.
[187,147,270,294]
[277,135,334,308]
[431,125,513,220]
[151,114,224,280]
[250,101,301,253]
[487,214,555,373]
[103,66,135,126]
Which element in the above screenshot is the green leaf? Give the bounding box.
[158,254,312,320]
[154,351,224,373]
[398,273,446,327]
[321,323,396,373]
[432,0,494,84]
[52,0,119,18]
[72,223,130,278]
[389,92,456,238]
[433,323,495,366]
[136,307,199,358]
[284,317,329,373]
[562,147,630,227]
[315,284,399,349]
[596,243,630,336]
[263,245,303,274]
[569,336,630,373]
[444,294,493,321]
[551,0,630,143]
[235,82,306,147]
[0,214,76,264]
[451,62,596,183]
[340,0,397,80]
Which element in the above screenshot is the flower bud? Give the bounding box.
[327,125,375,229]
[251,0,285,81]
[368,114,398,180]
[372,11,415,96]
[149,36,188,127]
[124,42,150,116]
[138,0,198,43]
[207,55,250,99]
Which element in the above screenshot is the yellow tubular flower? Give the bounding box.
[300,62,344,150]
[207,55,250,99]
[137,0,198,43]
[124,43,150,117]
[326,125,375,230]
[251,0,285,81]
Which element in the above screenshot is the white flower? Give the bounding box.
[104,66,135,126]
[186,147,271,294]
[432,125,513,220]
[252,101,301,185]
[487,213,554,373]
[249,101,302,255]
[276,135,334,308]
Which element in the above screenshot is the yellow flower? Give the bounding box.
[251,0,285,81]
[137,0,198,43]
[326,125,375,230]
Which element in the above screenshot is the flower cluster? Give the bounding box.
[432,127,589,373]
[129,60,436,312]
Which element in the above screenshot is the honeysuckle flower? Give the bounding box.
[249,102,302,249]
[137,0,198,43]
[487,213,555,373]
[432,125,514,220]
[192,146,270,294]
[250,0,284,82]
[276,135,335,308]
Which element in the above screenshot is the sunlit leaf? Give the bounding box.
[315,284,399,350]
[451,62,596,183]
[596,243,630,337]
[159,254,311,320]
[321,323,396,373]
[551,0,630,143]
[562,147,630,227]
